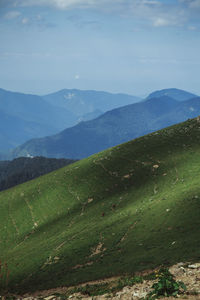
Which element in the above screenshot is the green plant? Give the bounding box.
[108,276,144,295]
[0,260,10,294]
[66,276,144,298]
[66,283,111,297]
[143,272,157,281]
[146,267,186,299]
[117,276,143,290]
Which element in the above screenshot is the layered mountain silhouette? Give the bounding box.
[0,88,78,150]
[8,93,200,160]
[0,88,141,151]
[43,88,141,117]
[0,110,54,151]
[146,88,197,101]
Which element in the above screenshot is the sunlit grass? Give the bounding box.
[0,117,200,293]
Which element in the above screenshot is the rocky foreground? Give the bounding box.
[7,262,200,300]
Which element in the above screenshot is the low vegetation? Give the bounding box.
[146,267,186,299]
[0,260,9,295]
[0,117,200,294]
[65,275,144,297]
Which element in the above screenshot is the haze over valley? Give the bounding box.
[0,87,200,161]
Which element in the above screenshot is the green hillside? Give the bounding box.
[0,117,200,294]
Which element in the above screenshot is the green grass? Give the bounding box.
[0,117,200,294]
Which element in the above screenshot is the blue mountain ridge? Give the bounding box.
[8,93,200,160]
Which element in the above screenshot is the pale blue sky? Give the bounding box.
[0,0,200,96]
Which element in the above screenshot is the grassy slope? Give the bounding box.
[0,118,200,293]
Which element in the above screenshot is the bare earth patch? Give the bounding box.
[90,242,106,257]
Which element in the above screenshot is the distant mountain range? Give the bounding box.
[0,88,141,151]
[7,89,200,160]
[146,88,197,101]
[42,89,141,117]
[0,109,53,151]
[0,88,77,150]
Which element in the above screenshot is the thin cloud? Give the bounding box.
[15,0,105,9]
[21,17,29,24]
[179,0,200,9]
[182,0,200,8]
[152,14,184,28]
[11,0,165,11]
[4,11,21,19]
[190,0,200,7]
[188,25,197,30]
[8,0,200,29]
[153,17,170,27]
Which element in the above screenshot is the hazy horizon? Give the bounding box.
[1,85,199,99]
[0,0,200,96]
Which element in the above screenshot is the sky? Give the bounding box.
[0,0,200,97]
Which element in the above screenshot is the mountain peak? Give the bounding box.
[147,88,197,102]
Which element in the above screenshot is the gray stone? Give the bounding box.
[188,263,200,269]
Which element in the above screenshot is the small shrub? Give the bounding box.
[146,267,186,299]
[118,276,143,287]
[112,275,144,293]
[66,283,110,297]
[66,276,144,298]
[143,272,157,281]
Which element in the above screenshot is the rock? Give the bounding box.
[122,287,131,293]
[88,198,93,203]
[180,267,186,272]
[44,296,57,300]
[153,165,159,169]
[94,294,111,299]
[188,263,200,269]
[123,174,131,179]
[19,261,200,300]
[68,293,83,299]
[176,262,185,267]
